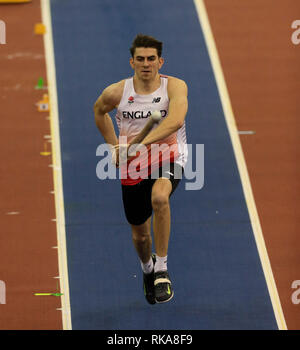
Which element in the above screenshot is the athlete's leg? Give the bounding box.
[131,216,152,263]
[151,178,172,258]
[131,216,156,304]
[151,177,175,303]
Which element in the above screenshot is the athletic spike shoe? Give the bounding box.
[143,254,156,305]
[154,270,174,303]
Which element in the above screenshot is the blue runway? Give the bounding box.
[50,0,278,329]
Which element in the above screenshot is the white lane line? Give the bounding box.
[238,131,256,135]
[41,0,72,330]
[193,0,287,330]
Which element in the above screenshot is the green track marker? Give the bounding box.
[35,77,44,89]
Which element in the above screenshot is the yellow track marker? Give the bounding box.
[34,293,63,296]
[37,94,49,112]
[34,23,46,35]
[40,142,51,156]
[0,0,31,3]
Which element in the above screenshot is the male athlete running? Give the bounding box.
[94,34,188,304]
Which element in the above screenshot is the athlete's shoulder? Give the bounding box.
[165,75,188,97]
[166,75,187,86]
[94,79,126,111]
[102,79,126,105]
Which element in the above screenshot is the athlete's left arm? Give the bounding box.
[141,78,188,146]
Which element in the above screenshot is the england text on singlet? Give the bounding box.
[115,75,188,185]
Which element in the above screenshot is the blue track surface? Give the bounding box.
[50,0,278,329]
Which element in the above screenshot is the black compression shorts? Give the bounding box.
[121,162,183,226]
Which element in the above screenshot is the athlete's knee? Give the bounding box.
[151,192,169,212]
[132,230,151,243]
[131,223,151,243]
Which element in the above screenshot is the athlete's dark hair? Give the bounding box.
[130,34,163,58]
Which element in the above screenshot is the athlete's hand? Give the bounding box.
[111,144,120,168]
[111,143,129,167]
[112,143,144,167]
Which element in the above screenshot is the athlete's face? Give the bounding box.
[130,47,164,81]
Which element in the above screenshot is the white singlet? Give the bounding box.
[115,75,188,185]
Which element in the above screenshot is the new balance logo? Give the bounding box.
[152,97,161,103]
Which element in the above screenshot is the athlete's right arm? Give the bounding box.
[93,81,124,146]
